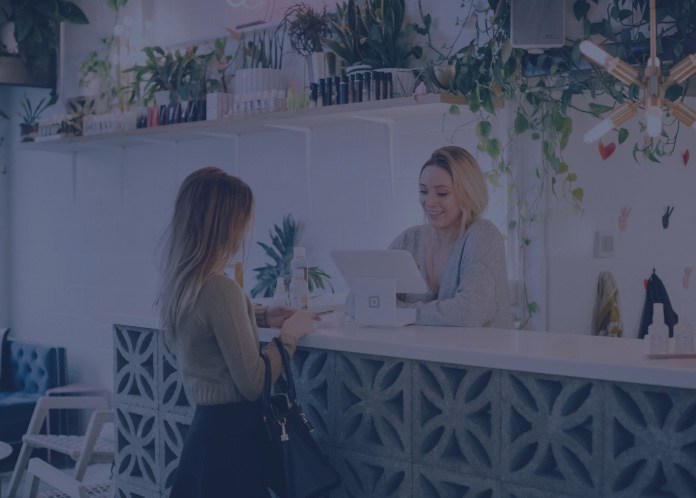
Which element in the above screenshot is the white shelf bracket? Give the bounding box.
[120,146,126,204]
[71,151,77,204]
[131,138,178,146]
[193,131,241,139]
[231,134,240,175]
[348,116,396,194]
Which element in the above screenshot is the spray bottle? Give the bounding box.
[648,303,669,354]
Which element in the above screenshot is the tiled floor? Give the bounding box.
[0,463,112,497]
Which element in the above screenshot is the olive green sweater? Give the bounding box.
[171,273,297,405]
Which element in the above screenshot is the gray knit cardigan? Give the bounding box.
[389,219,513,328]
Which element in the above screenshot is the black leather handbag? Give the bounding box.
[261,337,341,498]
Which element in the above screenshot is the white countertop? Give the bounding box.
[259,317,696,390]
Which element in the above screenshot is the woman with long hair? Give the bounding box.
[158,167,315,497]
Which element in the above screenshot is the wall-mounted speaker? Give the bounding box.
[510,0,565,51]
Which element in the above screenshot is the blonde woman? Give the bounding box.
[389,146,513,328]
[158,167,315,497]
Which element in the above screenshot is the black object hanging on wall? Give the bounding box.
[638,269,679,338]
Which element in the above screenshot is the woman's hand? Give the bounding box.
[280,309,316,340]
[266,306,321,328]
[265,306,295,328]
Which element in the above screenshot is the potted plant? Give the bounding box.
[324,0,428,95]
[0,0,89,87]
[78,36,118,113]
[206,37,234,120]
[250,214,333,299]
[60,96,96,137]
[280,2,334,83]
[323,0,371,72]
[18,93,58,142]
[230,24,287,111]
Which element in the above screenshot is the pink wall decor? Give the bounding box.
[618,206,631,232]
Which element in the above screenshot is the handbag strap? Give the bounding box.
[260,351,273,421]
[272,336,298,402]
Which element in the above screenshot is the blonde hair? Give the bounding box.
[420,146,488,233]
[158,167,254,346]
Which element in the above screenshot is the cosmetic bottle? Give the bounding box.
[319,79,328,107]
[648,303,669,354]
[674,317,694,352]
[383,72,392,99]
[333,76,342,104]
[309,83,319,108]
[373,71,381,100]
[340,76,349,105]
[363,72,372,101]
[290,246,308,282]
[326,77,333,106]
[355,73,364,103]
[274,278,288,307]
[289,269,308,310]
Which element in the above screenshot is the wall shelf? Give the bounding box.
[22,93,462,154]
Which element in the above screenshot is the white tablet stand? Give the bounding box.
[331,250,428,327]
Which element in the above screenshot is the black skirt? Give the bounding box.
[169,399,272,498]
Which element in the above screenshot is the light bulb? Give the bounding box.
[580,41,610,66]
[666,54,696,85]
[584,118,614,143]
[645,105,662,137]
[583,102,638,143]
[666,100,696,128]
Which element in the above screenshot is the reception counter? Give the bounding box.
[112,321,696,498]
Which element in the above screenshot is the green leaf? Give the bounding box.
[476,120,492,139]
[618,128,629,144]
[571,187,584,203]
[588,103,613,117]
[486,170,501,187]
[573,0,590,20]
[486,138,502,158]
[448,104,460,115]
[514,112,529,134]
[664,84,684,101]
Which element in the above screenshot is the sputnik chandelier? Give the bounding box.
[580,0,696,143]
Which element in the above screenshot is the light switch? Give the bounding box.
[594,231,614,258]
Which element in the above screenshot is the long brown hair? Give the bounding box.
[158,167,254,346]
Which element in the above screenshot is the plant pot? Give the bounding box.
[233,68,286,111]
[306,51,335,84]
[154,90,171,108]
[20,123,38,142]
[206,92,231,120]
[345,64,371,76]
[377,68,417,98]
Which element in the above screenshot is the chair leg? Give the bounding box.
[23,469,41,498]
[7,442,34,497]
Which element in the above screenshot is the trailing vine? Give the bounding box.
[422,0,696,328]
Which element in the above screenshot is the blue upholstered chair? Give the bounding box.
[0,336,67,447]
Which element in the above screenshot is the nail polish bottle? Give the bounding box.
[355,73,363,103]
[340,75,349,105]
[363,72,372,101]
[383,72,392,99]
[326,77,333,106]
[333,76,342,104]
[309,83,319,108]
[373,71,382,100]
